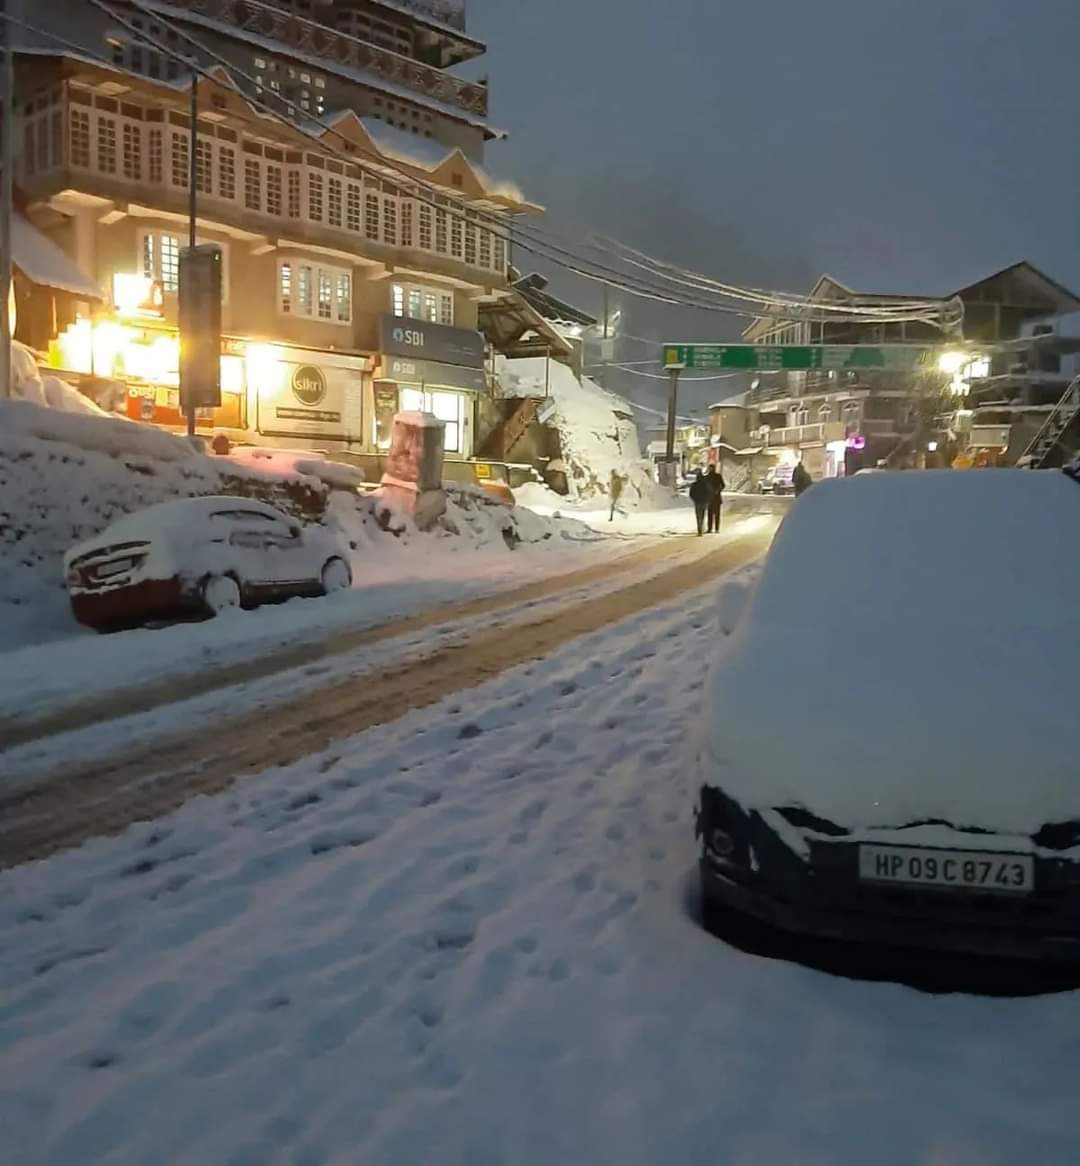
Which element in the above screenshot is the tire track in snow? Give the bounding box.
[0,528,772,868]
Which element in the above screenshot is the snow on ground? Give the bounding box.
[497,356,665,508]
[3,563,1078,1166]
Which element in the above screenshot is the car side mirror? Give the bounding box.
[717,579,751,636]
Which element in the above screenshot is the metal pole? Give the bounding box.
[664,365,681,466]
[0,0,14,398]
[601,285,608,391]
[184,63,197,436]
[544,344,550,398]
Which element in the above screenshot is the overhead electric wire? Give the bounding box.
[14,2,961,329]
[88,0,963,327]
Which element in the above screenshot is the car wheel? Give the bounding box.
[320,557,352,595]
[201,574,242,615]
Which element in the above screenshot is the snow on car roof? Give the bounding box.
[705,469,1080,833]
[99,496,287,539]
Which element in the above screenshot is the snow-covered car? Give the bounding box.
[64,496,352,630]
[758,463,795,495]
[697,468,1080,961]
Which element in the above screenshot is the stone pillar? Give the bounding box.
[379,410,447,529]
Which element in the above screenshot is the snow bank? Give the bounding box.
[0,400,599,651]
[497,355,666,508]
[8,339,108,417]
[704,470,1080,833]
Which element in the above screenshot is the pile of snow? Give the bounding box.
[497,355,666,509]
[0,400,598,650]
[8,339,109,417]
[222,445,367,490]
[704,470,1080,833]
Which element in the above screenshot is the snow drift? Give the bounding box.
[0,400,594,650]
[8,339,109,417]
[497,356,664,508]
[703,469,1080,834]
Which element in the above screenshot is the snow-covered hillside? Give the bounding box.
[497,356,665,508]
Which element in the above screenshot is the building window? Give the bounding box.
[391,282,453,326]
[244,159,261,211]
[317,269,333,320]
[382,197,397,245]
[493,233,506,274]
[335,272,351,323]
[478,228,492,270]
[266,165,283,216]
[97,116,117,175]
[463,222,477,267]
[450,213,463,259]
[365,192,380,239]
[327,176,342,227]
[170,130,189,187]
[346,184,362,233]
[147,127,162,183]
[120,122,141,180]
[195,137,213,195]
[287,169,301,218]
[141,230,181,293]
[308,171,323,221]
[218,145,236,200]
[400,200,414,248]
[435,209,448,255]
[278,260,351,323]
[417,204,433,251]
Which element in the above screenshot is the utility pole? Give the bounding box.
[0,0,14,398]
[662,363,683,487]
[601,285,609,391]
[184,62,198,436]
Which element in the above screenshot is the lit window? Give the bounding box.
[141,230,181,292]
[280,261,291,313]
[391,282,453,326]
[318,270,333,320]
[254,56,267,68]
[335,272,351,323]
[315,77,325,89]
[296,265,312,315]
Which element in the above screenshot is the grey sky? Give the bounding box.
[468,0,1080,413]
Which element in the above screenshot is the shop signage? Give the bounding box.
[663,344,940,372]
[379,314,485,369]
[291,364,327,407]
[383,354,486,393]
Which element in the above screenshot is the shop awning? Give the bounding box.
[12,214,103,300]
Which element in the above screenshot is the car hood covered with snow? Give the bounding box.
[703,470,1080,836]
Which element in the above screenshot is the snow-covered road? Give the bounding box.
[3,568,1077,1165]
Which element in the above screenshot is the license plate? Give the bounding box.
[859,845,1034,894]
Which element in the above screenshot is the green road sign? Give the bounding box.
[662,344,940,372]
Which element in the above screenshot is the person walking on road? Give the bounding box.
[689,469,710,536]
[792,461,813,497]
[706,464,726,533]
[608,469,625,522]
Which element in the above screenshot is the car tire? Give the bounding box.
[201,574,242,616]
[320,557,352,595]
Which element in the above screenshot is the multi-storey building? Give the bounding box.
[10,0,537,471]
[743,263,1080,475]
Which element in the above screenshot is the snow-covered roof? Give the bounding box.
[12,214,103,300]
[358,117,458,170]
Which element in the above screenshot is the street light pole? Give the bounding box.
[0,0,14,399]
[184,62,198,436]
[663,363,683,486]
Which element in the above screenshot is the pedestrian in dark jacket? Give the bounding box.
[706,465,726,533]
[792,461,812,497]
[688,470,709,536]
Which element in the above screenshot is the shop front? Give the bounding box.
[374,315,488,461]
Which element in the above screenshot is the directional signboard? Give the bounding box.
[662,344,941,372]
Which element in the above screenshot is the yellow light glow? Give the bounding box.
[112,272,161,317]
[245,342,280,390]
[937,350,967,375]
[7,282,15,334]
[220,354,244,394]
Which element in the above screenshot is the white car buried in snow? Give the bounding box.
[697,468,1080,961]
[64,496,352,630]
